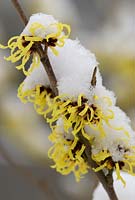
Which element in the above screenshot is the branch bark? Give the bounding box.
[11,1,118,199]
[35,43,58,96]
[11,0,28,25]
[78,133,118,200]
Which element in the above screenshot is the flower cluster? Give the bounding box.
[1,13,135,184]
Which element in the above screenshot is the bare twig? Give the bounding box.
[11,0,28,25]
[11,1,118,199]
[106,170,118,200]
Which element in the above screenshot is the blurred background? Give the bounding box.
[0,0,134,199]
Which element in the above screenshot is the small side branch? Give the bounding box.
[91,66,97,87]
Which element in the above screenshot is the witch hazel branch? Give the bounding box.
[1,1,135,199]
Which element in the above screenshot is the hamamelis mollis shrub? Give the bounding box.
[1,13,135,185]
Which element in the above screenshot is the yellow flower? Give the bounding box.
[18,83,53,115]
[44,94,116,139]
[29,22,71,55]
[18,87,128,140]
[0,35,41,76]
[0,22,70,76]
[92,146,135,186]
[48,129,89,181]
